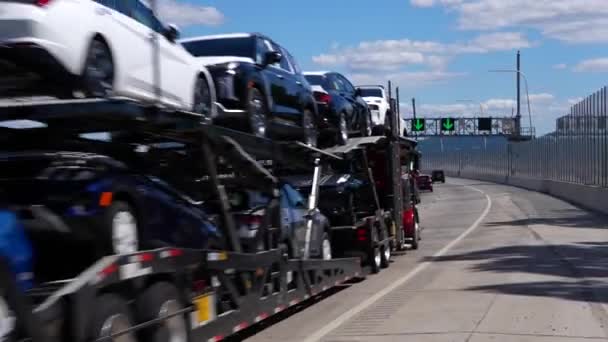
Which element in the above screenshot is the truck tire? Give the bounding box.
[89,294,136,342]
[380,244,391,268]
[136,282,189,342]
[369,247,381,274]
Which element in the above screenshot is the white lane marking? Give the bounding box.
[302,184,492,342]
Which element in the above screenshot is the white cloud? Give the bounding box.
[410,0,463,7]
[573,58,608,72]
[350,70,466,88]
[460,32,532,53]
[402,93,556,117]
[528,93,555,102]
[410,0,435,7]
[158,0,224,27]
[553,63,567,70]
[411,0,608,43]
[313,32,530,72]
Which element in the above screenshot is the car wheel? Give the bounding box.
[361,111,372,136]
[302,108,318,147]
[247,88,268,138]
[321,232,332,260]
[89,294,137,342]
[337,112,349,145]
[82,38,114,98]
[0,294,15,342]
[411,221,420,250]
[192,75,212,119]
[106,201,139,255]
[136,283,189,342]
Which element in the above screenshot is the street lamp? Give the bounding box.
[456,99,485,116]
[489,69,534,133]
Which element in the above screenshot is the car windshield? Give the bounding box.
[359,88,383,97]
[305,75,332,90]
[181,37,254,58]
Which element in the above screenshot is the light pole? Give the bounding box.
[489,69,534,135]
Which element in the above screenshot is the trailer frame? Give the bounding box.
[0,98,362,342]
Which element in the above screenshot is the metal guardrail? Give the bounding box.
[422,134,608,188]
[422,86,608,188]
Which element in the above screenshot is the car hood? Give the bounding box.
[194,56,255,67]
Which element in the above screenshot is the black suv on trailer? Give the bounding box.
[303,71,373,146]
[180,33,318,146]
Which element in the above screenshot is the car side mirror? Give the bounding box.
[264,51,282,66]
[354,88,362,97]
[164,24,180,43]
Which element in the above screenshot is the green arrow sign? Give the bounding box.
[441,118,455,131]
[412,118,425,132]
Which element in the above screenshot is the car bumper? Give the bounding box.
[0,3,77,76]
[0,42,71,78]
[417,183,432,189]
[315,103,341,132]
[369,110,381,125]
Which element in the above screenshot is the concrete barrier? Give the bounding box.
[444,170,608,215]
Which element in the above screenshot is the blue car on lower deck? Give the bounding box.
[0,151,223,282]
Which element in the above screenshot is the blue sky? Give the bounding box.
[160,0,608,134]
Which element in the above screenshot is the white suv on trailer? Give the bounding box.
[357,85,391,128]
[0,0,215,116]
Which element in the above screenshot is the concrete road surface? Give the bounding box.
[245,178,608,342]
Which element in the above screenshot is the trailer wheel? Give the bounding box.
[380,245,391,268]
[89,294,136,342]
[369,247,381,274]
[136,282,189,342]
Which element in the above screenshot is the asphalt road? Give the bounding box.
[245,178,608,342]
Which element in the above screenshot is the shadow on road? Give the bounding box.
[485,209,608,229]
[425,242,608,303]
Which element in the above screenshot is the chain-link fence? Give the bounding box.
[422,86,608,188]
